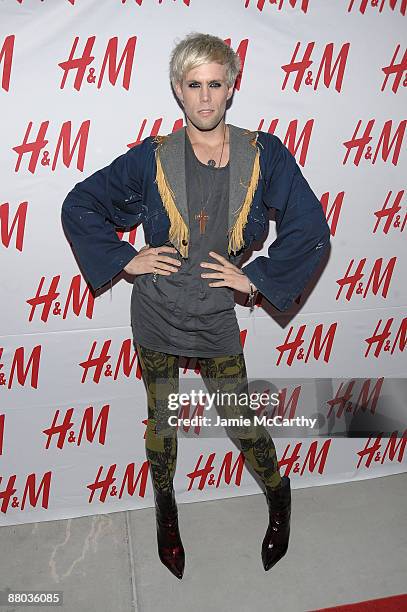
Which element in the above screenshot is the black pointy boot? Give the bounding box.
[154,487,185,579]
[262,475,291,571]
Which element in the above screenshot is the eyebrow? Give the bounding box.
[185,79,224,83]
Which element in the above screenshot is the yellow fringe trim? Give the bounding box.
[154,148,189,258]
[228,139,261,255]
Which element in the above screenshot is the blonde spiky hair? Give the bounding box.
[169,32,241,90]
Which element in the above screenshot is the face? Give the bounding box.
[174,62,234,132]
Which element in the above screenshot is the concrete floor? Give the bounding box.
[0,473,406,612]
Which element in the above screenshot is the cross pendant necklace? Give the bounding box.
[188,123,227,236]
[194,208,210,235]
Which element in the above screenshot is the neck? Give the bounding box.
[186,119,228,147]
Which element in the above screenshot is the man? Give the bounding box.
[61,32,330,580]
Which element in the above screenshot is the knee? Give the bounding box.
[145,418,177,451]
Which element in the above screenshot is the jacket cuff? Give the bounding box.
[84,242,138,292]
[241,261,292,311]
[241,237,329,312]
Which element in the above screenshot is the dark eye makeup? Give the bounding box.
[188,82,222,88]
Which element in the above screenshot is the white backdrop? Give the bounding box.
[1,0,406,527]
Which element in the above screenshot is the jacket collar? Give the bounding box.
[153,124,260,258]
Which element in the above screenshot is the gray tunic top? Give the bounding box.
[130,130,244,357]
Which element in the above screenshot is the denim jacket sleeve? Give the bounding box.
[241,134,331,312]
[61,141,148,292]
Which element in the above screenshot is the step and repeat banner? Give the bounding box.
[1,0,406,526]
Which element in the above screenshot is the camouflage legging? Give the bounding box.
[136,343,282,494]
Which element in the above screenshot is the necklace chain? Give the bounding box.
[188,124,227,235]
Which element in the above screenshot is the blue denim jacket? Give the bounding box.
[61,125,330,312]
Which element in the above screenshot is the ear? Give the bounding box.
[226,83,234,100]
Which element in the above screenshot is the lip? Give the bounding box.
[198,110,214,115]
